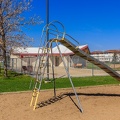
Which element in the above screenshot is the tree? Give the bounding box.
[0,0,43,77]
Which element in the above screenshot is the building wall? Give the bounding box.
[91,53,120,62]
[10,54,36,72]
[70,55,86,67]
[49,56,70,67]
[10,53,86,73]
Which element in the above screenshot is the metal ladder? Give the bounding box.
[30,46,51,110]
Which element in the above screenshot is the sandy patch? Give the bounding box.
[0,85,120,120]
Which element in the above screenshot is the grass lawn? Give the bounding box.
[0,69,120,93]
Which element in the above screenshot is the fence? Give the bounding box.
[86,60,120,76]
[8,55,120,77]
[9,57,36,74]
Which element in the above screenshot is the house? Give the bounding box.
[10,44,90,72]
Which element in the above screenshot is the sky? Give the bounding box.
[24,0,120,52]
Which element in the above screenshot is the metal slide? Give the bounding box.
[52,38,120,81]
[30,21,120,112]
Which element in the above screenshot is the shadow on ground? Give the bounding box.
[36,92,120,111]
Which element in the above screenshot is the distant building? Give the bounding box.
[91,50,120,62]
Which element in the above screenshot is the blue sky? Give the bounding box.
[25,0,120,52]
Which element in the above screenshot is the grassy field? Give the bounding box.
[0,70,34,92]
[0,69,120,93]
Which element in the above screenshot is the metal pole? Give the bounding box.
[16,58,17,71]
[46,0,49,80]
[51,42,56,97]
[0,62,1,73]
[67,56,69,72]
[92,63,94,76]
[21,58,22,73]
[56,42,83,113]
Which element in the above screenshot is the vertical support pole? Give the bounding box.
[0,62,2,73]
[12,58,13,70]
[46,0,49,81]
[51,42,56,97]
[16,58,17,71]
[67,56,69,73]
[92,63,94,76]
[21,58,22,73]
[56,42,83,113]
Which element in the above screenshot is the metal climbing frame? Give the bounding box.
[30,21,83,112]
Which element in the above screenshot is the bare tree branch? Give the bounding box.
[0,0,43,77]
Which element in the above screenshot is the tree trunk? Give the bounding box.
[2,34,8,77]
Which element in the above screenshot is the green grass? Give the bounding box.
[0,75,34,93]
[0,70,34,92]
[86,62,120,71]
[42,76,120,89]
[86,62,101,69]
[0,69,120,93]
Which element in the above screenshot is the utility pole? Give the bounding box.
[46,0,49,80]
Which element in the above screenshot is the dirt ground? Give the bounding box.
[0,85,120,120]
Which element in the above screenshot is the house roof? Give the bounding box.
[12,44,90,57]
[91,51,104,54]
[91,50,120,54]
[52,44,89,55]
[13,47,42,54]
[104,50,120,53]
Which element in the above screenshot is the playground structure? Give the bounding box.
[30,21,120,112]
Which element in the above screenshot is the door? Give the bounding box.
[55,56,59,66]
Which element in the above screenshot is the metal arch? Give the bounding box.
[40,20,81,48]
[46,23,60,39]
[48,20,66,31]
[47,21,81,47]
[47,20,66,38]
[40,22,61,41]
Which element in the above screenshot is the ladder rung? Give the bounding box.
[35,80,40,83]
[32,95,36,97]
[41,59,45,61]
[40,66,43,68]
[33,88,38,92]
[43,48,50,50]
[38,72,42,75]
[41,63,45,65]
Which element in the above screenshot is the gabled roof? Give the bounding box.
[52,44,89,55]
[13,47,42,54]
[12,44,90,57]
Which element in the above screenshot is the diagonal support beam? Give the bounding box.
[56,41,83,113]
